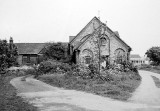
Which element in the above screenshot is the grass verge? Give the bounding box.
[38,71,141,101]
[151,76,160,88]
[140,65,160,74]
[0,74,37,111]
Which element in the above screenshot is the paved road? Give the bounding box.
[10,71,160,111]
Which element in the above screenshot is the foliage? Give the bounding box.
[67,63,100,79]
[108,62,138,73]
[44,42,71,63]
[24,67,41,78]
[121,61,138,73]
[0,37,18,74]
[38,69,141,101]
[36,58,141,101]
[140,64,160,74]
[88,64,98,74]
[38,60,71,74]
[139,64,152,69]
[145,46,160,65]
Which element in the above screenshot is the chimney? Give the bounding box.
[9,37,13,44]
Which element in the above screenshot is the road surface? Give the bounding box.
[10,70,160,111]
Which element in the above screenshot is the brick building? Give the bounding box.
[68,17,131,67]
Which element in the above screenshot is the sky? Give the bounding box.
[0,0,160,56]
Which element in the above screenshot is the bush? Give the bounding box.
[38,60,53,73]
[24,67,42,78]
[106,62,138,73]
[24,68,37,75]
[88,64,98,78]
[140,64,152,69]
[153,65,160,70]
[38,60,71,74]
[121,62,138,73]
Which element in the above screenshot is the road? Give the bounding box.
[10,71,160,111]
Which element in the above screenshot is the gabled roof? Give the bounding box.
[130,54,141,58]
[106,26,132,51]
[70,16,132,51]
[69,16,101,44]
[15,43,46,54]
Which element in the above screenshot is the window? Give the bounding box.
[85,56,92,64]
[100,37,107,46]
[23,55,30,64]
[82,49,93,64]
[23,56,27,64]
[114,48,125,64]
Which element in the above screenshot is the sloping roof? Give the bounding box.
[15,43,46,54]
[130,54,141,58]
[74,34,92,50]
[70,16,131,51]
[69,16,101,44]
[106,26,132,51]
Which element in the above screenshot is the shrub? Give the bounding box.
[88,64,98,78]
[38,60,53,73]
[38,60,71,74]
[140,64,152,69]
[121,62,138,73]
[24,66,43,78]
[24,68,36,75]
[153,65,160,70]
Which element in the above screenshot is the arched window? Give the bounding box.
[82,49,93,64]
[114,48,126,64]
[100,37,107,46]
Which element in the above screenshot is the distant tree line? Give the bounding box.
[0,37,18,74]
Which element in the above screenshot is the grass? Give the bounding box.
[0,72,37,111]
[151,76,160,88]
[140,65,160,74]
[37,71,141,101]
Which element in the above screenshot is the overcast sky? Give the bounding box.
[0,0,160,56]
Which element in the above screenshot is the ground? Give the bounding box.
[129,71,160,105]
[10,70,160,111]
[0,75,37,111]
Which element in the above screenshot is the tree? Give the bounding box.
[0,37,18,74]
[145,46,160,65]
[44,42,71,62]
